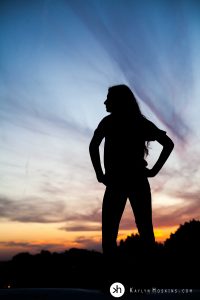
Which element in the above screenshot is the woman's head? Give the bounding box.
[104,84,141,116]
[104,84,149,155]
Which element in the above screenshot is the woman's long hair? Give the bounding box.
[108,84,141,115]
[108,84,149,156]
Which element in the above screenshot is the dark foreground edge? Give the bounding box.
[0,288,200,300]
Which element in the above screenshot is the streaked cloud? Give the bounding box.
[0,196,67,223]
[60,224,101,232]
[67,0,198,142]
[0,240,73,260]
[74,236,101,251]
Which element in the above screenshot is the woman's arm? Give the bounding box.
[89,125,107,184]
[146,134,174,177]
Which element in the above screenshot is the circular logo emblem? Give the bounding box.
[110,282,125,298]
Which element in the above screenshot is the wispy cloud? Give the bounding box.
[67,0,196,142]
[153,198,200,227]
[0,240,72,260]
[0,195,102,225]
[60,224,101,232]
[62,206,102,223]
[74,235,101,251]
[0,240,68,251]
[0,196,67,223]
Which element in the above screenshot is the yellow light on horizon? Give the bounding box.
[154,226,178,242]
[117,225,178,243]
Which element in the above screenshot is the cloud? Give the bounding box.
[0,99,91,142]
[67,0,193,142]
[0,196,67,223]
[151,186,200,227]
[74,235,101,251]
[60,224,101,232]
[0,240,72,258]
[0,240,65,250]
[0,241,37,248]
[0,195,102,225]
[63,206,102,223]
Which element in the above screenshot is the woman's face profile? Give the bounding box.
[104,91,118,113]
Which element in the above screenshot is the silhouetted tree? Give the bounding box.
[118,219,200,288]
[164,219,200,254]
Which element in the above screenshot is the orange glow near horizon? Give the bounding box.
[117,225,178,243]
[153,226,178,242]
[0,220,180,260]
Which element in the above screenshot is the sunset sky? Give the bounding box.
[0,0,200,260]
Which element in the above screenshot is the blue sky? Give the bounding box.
[0,0,200,259]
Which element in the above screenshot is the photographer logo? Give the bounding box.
[110,282,125,298]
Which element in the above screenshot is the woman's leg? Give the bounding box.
[128,177,155,249]
[128,178,156,285]
[102,187,127,256]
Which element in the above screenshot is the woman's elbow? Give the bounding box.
[165,136,174,152]
[89,140,97,154]
[158,135,174,151]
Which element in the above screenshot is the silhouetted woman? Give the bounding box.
[89,85,174,257]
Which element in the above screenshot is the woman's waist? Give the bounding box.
[105,160,147,173]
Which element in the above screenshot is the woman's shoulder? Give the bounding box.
[98,114,112,126]
[141,117,166,141]
[95,115,112,132]
[141,117,159,130]
[141,116,155,127]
